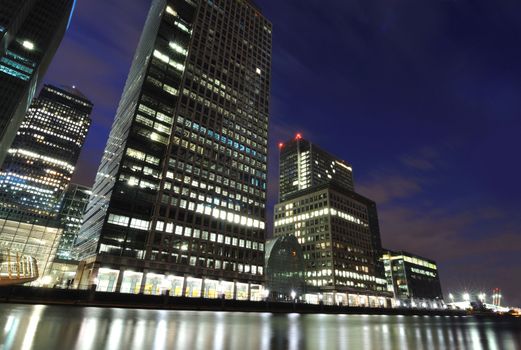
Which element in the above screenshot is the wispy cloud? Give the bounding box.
[357,174,423,204]
[357,145,521,305]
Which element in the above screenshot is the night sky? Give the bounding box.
[45,0,521,306]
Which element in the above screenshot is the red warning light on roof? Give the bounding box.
[295,133,302,140]
[278,142,284,149]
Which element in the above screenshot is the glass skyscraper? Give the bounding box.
[76,0,271,300]
[0,85,93,221]
[0,0,76,166]
[0,85,92,280]
[56,184,92,261]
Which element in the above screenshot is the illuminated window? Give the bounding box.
[166,6,177,16]
[126,148,146,161]
[169,42,188,56]
[130,218,150,230]
[22,40,35,50]
[156,221,164,231]
[107,214,130,227]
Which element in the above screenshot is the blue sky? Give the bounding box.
[45,0,521,305]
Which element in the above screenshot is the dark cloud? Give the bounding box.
[357,174,423,204]
[379,204,521,306]
[357,145,521,306]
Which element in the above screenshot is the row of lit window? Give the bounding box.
[166,179,263,212]
[274,207,368,228]
[175,122,266,177]
[125,148,161,166]
[153,50,185,72]
[46,88,93,108]
[411,267,437,278]
[174,124,266,176]
[107,213,264,250]
[182,115,265,162]
[166,170,265,203]
[383,254,437,270]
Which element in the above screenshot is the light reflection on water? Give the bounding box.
[0,304,520,350]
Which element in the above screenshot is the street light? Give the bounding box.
[291,290,296,300]
[463,293,470,302]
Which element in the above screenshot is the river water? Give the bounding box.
[0,304,520,350]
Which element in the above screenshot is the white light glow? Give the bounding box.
[22,40,35,50]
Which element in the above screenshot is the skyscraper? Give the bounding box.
[279,136,354,201]
[274,136,390,306]
[76,0,271,300]
[0,85,93,220]
[0,0,77,165]
[0,85,92,279]
[56,184,92,261]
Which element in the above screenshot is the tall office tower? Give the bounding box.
[274,136,390,306]
[56,184,92,261]
[0,0,76,165]
[279,135,354,201]
[0,85,93,220]
[76,0,271,300]
[0,85,92,280]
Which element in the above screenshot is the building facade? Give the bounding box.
[274,136,390,306]
[0,85,92,220]
[274,184,389,306]
[75,0,272,300]
[279,136,354,202]
[0,216,62,279]
[0,0,76,165]
[381,251,444,308]
[265,234,306,300]
[56,184,92,261]
[0,85,91,280]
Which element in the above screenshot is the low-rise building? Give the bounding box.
[265,234,306,300]
[381,250,444,308]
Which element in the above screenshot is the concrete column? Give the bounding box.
[139,270,147,294]
[233,280,238,300]
[247,282,252,301]
[200,278,206,298]
[91,263,101,288]
[182,276,188,297]
[114,269,125,292]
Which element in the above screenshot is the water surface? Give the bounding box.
[1,304,520,350]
